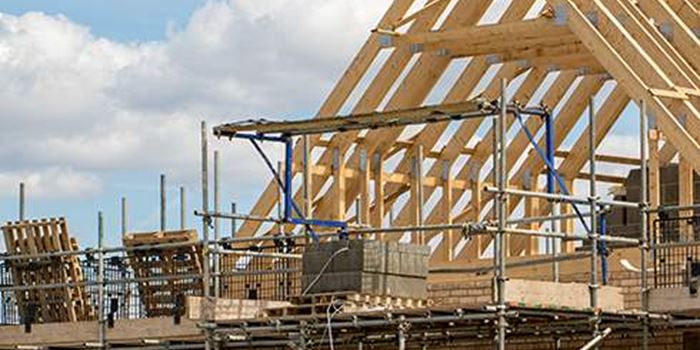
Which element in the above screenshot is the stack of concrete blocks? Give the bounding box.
[302,240,429,299]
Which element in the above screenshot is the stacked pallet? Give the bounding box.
[1,218,93,322]
[123,230,203,317]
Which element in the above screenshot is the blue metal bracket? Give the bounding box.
[599,212,608,285]
[239,134,349,241]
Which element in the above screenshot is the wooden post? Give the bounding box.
[679,156,694,241]
[648,129,661,227]
[561,178,575,253]
[359,148,371,234]
[442,160,454,261]
[523,173,540,256]
[332,148,346,221]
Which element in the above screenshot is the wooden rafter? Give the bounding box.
[234,0,700,265]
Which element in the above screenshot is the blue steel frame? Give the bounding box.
[230,105,586,244]
[234,133,347,242]
[599,212,608,285]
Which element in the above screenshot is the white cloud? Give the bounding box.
[0,167,101,199]
[0,0,390,198]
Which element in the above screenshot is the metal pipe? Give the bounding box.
[160,174,166,231]
[542,108,560,281]
[213,150,221,298]
[398,325,406,350]
[588,97,600,346]
[496,78,507,350]
[417,144,425,244]
[303,134,312,224]
[211,312,500,334]
[277,161,284,235]
[0,269,301,293]
[430,251,591,274]
[19,182,25,221]
[600,213,608,285]
[646,203,700,213]
[195,210,281,224]
[284,137,293,221]
[97,211,106,347]
[579,328,612,350]
[217,249,302,259]
[492,112,499,289]
[121,197,128,237]
[181,186,186,230]
[640,99,650,350]
[201,120,211,299]
[231,202,237,237]
[484,186,639,209]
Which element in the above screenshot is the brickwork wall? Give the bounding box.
[425,270,679,349]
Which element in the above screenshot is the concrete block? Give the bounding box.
[302,240,429,298]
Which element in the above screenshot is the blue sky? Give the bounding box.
[1,0,205,42]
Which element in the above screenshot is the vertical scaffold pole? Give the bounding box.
[303,135,312,241]
[201,121,212,350]
[545,110,560,282]
[231,202,237,238]
[491,105,499,288]
[416,144,425,244]
[97,211,106,347]
[588,97,600,345]
[121,197,128,237]
[277,161,284,235]
[213,150,221,297]
[19,182,25,221]
[160,174,167,231]
[201,121,211,297]
[284,136,293,221]
[496,78,508,350]
[398,325,406,350]
[640,100,649,350]
[180,186,186,230]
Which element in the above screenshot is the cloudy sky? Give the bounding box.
[0,0,643,248]
[0,0,392,246]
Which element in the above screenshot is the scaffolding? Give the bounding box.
[0,0,698,347]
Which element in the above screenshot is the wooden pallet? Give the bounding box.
[1,218,93,323]
[264,292,430,318]
[123,230,203,317]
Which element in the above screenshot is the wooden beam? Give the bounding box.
[311,0,503,225]
[235,0,416,237]
[636,0,700,73]
[308,0,487,224]
[391,17,576,55]
[547,0,700,175]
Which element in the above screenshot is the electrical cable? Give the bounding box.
[512,109,591,234]
[301,245,350,295]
